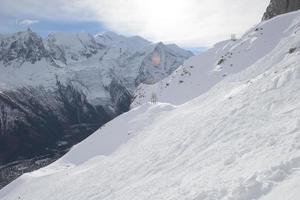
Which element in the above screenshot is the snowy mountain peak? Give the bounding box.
[0,29,49,67]
[46,32,104,64]
[0,29,192,111]
[95,31,151,52]
[135,41,193,86]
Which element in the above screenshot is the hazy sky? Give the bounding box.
[0,0,270,48]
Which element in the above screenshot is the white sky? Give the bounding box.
[89,0,270,47]
[1,0,270,47]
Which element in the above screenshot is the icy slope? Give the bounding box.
[1,11,300,200]
[132,10,300,107]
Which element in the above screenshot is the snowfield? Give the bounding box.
[1,10,300,200]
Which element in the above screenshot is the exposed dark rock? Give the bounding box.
[0,81,111,166]
[0,29,51,66]
[263,0,300,20]
[135,43,193,86]
[107,78,132,115]
[0,77,137,189]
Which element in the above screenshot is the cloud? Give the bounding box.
[18,19,39,26]
[0,0,270,47]
[0,0,97,22]
[87,0,270,47]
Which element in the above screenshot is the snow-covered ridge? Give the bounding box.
[0,29,192,110]
[1,9,300,200]
[131,10,300,107]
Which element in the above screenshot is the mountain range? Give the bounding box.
[0,30,192,108]
[0,30,192,188]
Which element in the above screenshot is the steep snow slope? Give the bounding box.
[1,10,300,200]
[132,10,299,107]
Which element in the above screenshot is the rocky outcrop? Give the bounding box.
[263,0,300,20]
[107,78,132,114]
[135,42,192,86]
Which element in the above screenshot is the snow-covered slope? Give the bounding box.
[0,30,192,110]
[1,10,300,200]
[131,10,299,107]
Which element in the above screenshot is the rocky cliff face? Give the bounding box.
[0,29,51,66]
[263,0,300,20]
[135,42,192,86]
